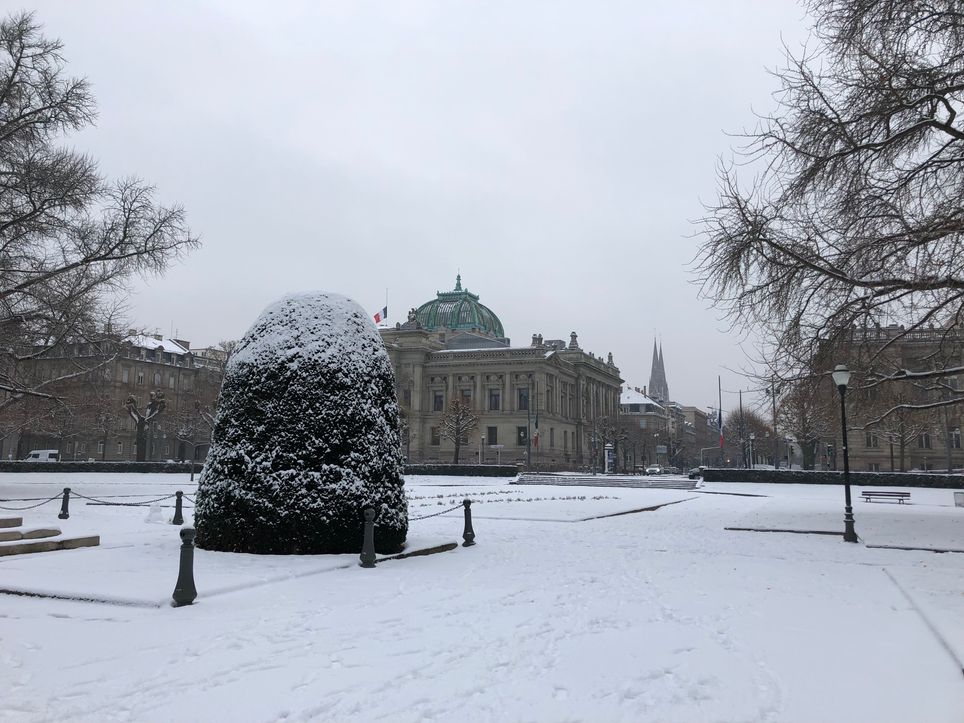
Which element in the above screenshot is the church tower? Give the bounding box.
[648,338,669,402]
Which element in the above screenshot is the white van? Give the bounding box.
[24,449,60,462]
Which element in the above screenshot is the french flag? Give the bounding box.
[373,306,388,324]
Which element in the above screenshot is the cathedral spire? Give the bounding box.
[648,337,669,402]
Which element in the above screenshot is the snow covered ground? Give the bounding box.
[1,472,963,722]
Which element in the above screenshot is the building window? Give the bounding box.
[153,371,162,386]
[919,433,932,449]
[488,389,500,411]
[97,441,104,455]
[116,441,124,456]
[460,389,472,406]
[169,375,175,389]
[433,392,444,412]
[164,442,171,455]
[136,371,144,385]
[430,427,441,446]
[487,426,498,445]
[403,389,412,406]
[122,367,130,383]
[865,432,878,448]
[518,388,529,411]
[549,428,555,448]
[516,426,528,446]
[952,429,962,449]
[868,463,880,472]
[564,429,568,450]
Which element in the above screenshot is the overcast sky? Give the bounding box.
[31,0,809,414]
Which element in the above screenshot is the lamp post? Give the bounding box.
[786,437,793,469]
[479,434,485,465]
[832,364,859,543]
[749,432,755,469]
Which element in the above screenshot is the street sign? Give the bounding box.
[655,444,667,454]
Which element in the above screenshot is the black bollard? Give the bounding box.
[359,508,376,568]
[190,460,195,482]
[172,490,184,525]
[462,499,476,547]
[172,526,198,607]
[58,487,71,520]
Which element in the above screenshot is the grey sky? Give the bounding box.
[32,0,808,413]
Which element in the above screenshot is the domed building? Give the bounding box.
[379,276,623,469]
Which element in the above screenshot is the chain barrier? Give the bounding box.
[0,493,62,511]
[182,494,196,504]
[76,492,177,506]
[409,503,464,521]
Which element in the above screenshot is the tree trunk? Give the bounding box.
[899,438,906,472]
[135,420,147,462]
[452,440,460,464]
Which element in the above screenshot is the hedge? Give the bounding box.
[701,467,964,489]
[0,461,197,473]
[402,464,518,477]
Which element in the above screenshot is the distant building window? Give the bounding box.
[488,389,501,411]
[919,433,932,449]
[403,389,412,406]
[169,375,175,389]
[430,427,441,446]
[549,428,555,448]
[953,429,962,449]
[433,392,444,412]
[516,426,528,446]
[97,441,104,455]
[460,389,472,406]
[122,367,130,383]
[518,388,529,411]
[153,372,161,386]
[564,429,568,450]
[487,426,498,445]
[116,442,124,455]
[136,371,145,385]
[868,463,880,472]
[865,432,878,448]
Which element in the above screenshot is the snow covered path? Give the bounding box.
[1,474,963,722]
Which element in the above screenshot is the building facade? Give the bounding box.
[380,277,623,469]
[6,334,224,462]
[820,324,964,472]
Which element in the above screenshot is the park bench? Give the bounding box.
[861,490,911,504]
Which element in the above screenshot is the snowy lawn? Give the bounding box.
[1,473,963,722]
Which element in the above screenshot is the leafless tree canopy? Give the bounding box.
[696,1,964,384]
[0,12,198,411]
[439,398,479,464]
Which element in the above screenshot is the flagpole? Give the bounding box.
[718,375,724,468]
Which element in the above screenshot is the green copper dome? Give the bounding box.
[415,275,505,337]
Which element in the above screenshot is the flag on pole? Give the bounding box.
[373,306,388,324]
[718,408,725,447]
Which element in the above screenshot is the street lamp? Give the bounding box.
[832,364,859,543]
[749,432,755,469]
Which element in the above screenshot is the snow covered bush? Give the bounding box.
[194,292,408,554]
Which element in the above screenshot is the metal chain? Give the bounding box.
[0,493,62,511]
[75,492,176,506]
[409,504,463,521]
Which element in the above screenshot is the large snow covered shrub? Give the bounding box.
[194,292,408,554]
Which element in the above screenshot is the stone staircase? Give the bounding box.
[0,516,99,557]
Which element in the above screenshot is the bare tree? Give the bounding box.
[439,398,478,464]
[0,13,197,417]
[778,376,836,469]
[695,1,964,402]
[126,391,165,462]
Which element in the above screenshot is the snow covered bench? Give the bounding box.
[861,490,911,504]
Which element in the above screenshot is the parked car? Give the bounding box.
[645,465,663,475]
[23,449,60,462]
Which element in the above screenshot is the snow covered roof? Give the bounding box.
[124,335,190,355]
[620,387,663,408]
